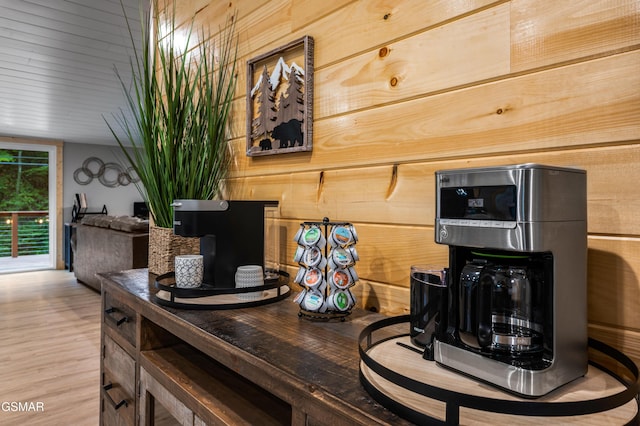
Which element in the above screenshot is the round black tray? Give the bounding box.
[359,315,640,425]
[153,270,291,310]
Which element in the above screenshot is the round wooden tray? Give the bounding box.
[153,271,291,310]
[359,316,639,425]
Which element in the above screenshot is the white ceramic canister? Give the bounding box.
[174,255,204,288]
[235,265,264,301]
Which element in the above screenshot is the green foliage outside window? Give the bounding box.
[0,149,48,211]
[0,149,49,257]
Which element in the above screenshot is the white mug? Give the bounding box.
[174,255,204,288]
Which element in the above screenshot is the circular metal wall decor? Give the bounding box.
[73,168,93,185]
[98,162,123,188]
[73,157,140,187]
[83,157,104,176]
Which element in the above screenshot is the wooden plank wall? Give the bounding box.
[169,0,640,362]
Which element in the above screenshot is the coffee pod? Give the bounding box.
[293,266,306,284]
[347,266,359,283]
[293,245,305,263]
[326,289,355,312]
[330,269,350,289]
[300,226,326,248]
[329,267,358,289]
[347,246,359,261]
[293,288,307,305]
[328,247,355,270]
[302,290,325,312]
[303,267,325,290]
[329,225,358,247]
[349,225,358,244]
[302,246,326,269]
[293,225,305,243]
[295,246,326,269]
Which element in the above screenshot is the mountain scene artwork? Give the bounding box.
[252,58,305,150]
[246,36,314,157]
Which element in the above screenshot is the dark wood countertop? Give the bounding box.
[99,268,412,425]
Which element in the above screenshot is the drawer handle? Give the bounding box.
[104,307,128,326]
[103,383,128,410]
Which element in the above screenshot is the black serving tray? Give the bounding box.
[153,270,291,310]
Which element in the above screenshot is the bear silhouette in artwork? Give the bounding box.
[271,119,303,148]
[259,138,272,150]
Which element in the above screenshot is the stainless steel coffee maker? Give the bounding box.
[433,164,587,397]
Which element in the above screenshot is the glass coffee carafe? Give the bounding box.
[478,264,544,355]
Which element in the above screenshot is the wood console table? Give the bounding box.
[98,269,638,425]
[98,268,409,425]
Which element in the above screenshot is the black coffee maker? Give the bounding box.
[172,200,279,287]
[433,164,587,397]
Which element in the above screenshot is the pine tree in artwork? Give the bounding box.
[251,65,277,146]
[269,65,305,148]
[292,68,305,123]
[280,68,305,124]
[275,93,287,125]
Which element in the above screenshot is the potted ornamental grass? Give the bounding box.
[106,1,238,274]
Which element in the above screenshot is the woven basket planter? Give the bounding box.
[148,225,200,275]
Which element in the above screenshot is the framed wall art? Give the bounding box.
[246,35,314,156]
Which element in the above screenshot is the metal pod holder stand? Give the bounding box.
[294,217,359,321]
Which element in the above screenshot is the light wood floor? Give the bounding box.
[0,270,100,425]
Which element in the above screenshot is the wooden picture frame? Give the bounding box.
[246,36,314,156]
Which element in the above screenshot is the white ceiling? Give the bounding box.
[0,0,145,146]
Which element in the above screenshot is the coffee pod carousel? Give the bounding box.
[293,218,358,321]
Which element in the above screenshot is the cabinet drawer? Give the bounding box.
[102,334,136,426]
[103,291,136,347]
[103,398,136,426]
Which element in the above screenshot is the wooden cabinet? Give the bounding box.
[101,289,138,425]
[98,269,408,426]
[99,270,638,426]
[103,291,137,346]
[102,334,136,425]
[139,345,291,425]
[139,365,194,425]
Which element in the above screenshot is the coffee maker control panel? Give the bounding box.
[438,219,516,229]
[438,184,517,222]
[435,163,586,251]
[436,163,586,225]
